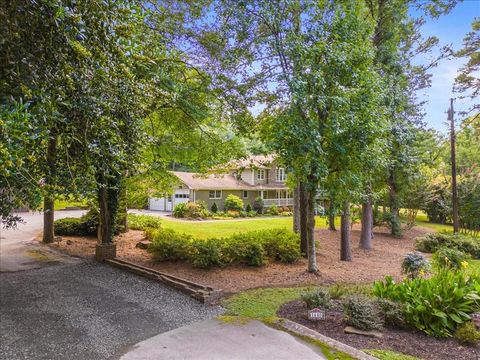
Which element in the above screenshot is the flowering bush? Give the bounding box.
[401,252,430,279]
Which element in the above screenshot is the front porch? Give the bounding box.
[257,190,293,207]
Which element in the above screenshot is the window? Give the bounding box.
[209,190,222,199]
[243,190,248,199]
[257,169,265,180]
[275,168,286,182]
[175,194,189,199]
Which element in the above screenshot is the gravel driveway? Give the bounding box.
[0,261,222,360]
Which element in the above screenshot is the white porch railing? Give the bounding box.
[263,198,294,207]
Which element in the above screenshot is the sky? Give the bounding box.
[415,0,479,133]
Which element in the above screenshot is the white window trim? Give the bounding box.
[209,190,222,199]
[257,169,265,180]
[275,168,286,182]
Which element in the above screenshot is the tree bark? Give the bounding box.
[449,98,459,233]
[328,198,336,231]
[388,170,402,237]
[293,183,300,233]
[359,198,373,250]
[306,189,317,272]
[340,201,352,261]
[43,133,57,244]
[299,182,308,256]
[97,175,120,244]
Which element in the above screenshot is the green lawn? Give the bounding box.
[161,216,337,239]
[412,212,453,233]
[54,198,88,210]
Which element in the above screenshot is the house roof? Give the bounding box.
[229,154,276,169]
[172,171,287,191]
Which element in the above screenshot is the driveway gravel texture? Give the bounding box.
[0,261,222,360]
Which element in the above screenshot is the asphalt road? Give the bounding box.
[0,261,222,360]
[0,212,222,360]
[0,210,85,272]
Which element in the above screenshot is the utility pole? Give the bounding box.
[449,98,459,234]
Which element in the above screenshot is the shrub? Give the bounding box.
[401,252,430,279]
[148,228,301,268]
[327,284,373,300]
[226,210,240,218]
[174,201,211,218]
[253,196,264,214]
[173,203,187,218]
[224,194,244,211]
[373,272,480,337]
[54,217,83,236]
[54,209,99,236]
[245,203,252,212]
[127,214,161,230]
[185,201,207,218]
[301,287,332,309]
[268,205,279,215]
[343,295,383,331]
[147,229,191,261]
[189,238,225,269]
[227,233,266,266]
[247,210,257,217]
[211,202,218,213]
[259,228,301,263]
[415,233,480,259]
[433,247,471,270]
[376,298,406,329]
[454,321,480,345]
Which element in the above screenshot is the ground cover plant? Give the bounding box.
[147,228,301,269]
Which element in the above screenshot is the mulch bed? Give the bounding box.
[46,225,433,293]
[278,300,480,360]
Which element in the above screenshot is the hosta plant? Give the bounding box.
[373,271,480,337]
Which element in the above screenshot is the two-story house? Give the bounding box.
[148,155,293,211]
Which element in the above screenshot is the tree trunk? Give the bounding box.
[328,198,336,231]
[299,182,308,256]
[340,201,352,261]
[306,189,317,272]
[293,183,300,233]
[43,133,57,244]
[359,198,373,250]
[97,175,121,244]
[449,99,459,234]
[388,170,402,237]
[43,196,55,243]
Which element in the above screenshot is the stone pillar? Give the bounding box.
[95,243,116,261]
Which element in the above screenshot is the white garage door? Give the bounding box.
[149,197,166,211]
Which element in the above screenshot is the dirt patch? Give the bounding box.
[47,225,432,293]
[278,300,479,360]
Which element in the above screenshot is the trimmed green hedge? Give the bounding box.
[415,233,480,259]
[54,210,98,236]
[147,228,301,269]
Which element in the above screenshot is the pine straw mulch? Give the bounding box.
[45,224,432,294]
[278,300,479,360]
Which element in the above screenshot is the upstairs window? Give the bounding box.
[257,169,265,180]
[209,190,222,199]
[275,168,286,182]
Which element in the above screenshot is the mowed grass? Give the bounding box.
[161,216,338,239]
[412,212,453,233]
